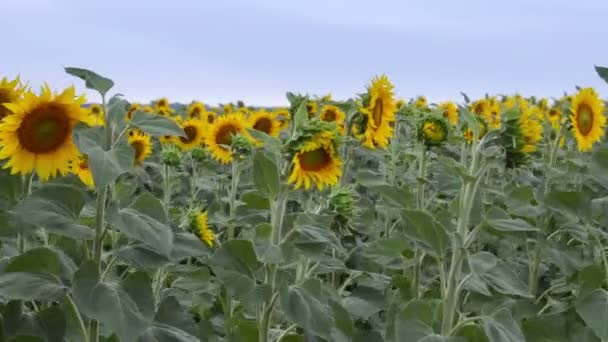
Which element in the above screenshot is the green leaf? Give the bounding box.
[400,210,449,257]
[106,192,174,257]
[210,240,262,298]
[522,314,567,342]
[595,66,608,84]
[35,306,67,342]
[0,272,68,301]
[72,261,152,342]
[293,98,309,133]
[481,309,525,342]
[280,284,334,339]
[469,252,532,298]
[576,289,608,340]
[342,286,385,320]
[543,190,590,221]
[578,265,606,299]
[130,112,185,137]
[65,67,114,96]
[137,297,198,342]
[484,208,539,232]
[87,143,135,190]
[253,151,279,198]
[5,247,61,275]
[12,182,93,239]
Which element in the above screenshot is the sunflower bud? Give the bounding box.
[329,186,355,220]
[161,145,181,167]
[230,133,253,159]
[190,146,207,162]
[418,116,449,146]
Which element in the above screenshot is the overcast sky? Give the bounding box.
[3,0,608,106]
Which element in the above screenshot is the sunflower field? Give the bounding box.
[0,66,608,342]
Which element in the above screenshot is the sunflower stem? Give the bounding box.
[227,160,241,240]
[101,94,112,150]
[67,295,90,342]
[412,145,428,299]
[89,185,108,342]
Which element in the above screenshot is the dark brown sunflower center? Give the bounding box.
[207,115,215,124]
[131,141,145,161]
[298,148,331,172]
[253,117,273,133]
[577,104,594,135]
[190,108,201,117]
[307,103,315,118]
[216,124,239,147]
[180,126,198,144]
[323,109,337,122]
[372,98,383,126]
[158,100,167,108]
[17,103,71,153]
[78,158,89,170]
[0,90,12,120]
[549,109,559,117]
[91,106,100,115]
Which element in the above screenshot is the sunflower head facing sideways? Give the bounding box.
[190,210,215,247]
[187,101,205,119]
[570,87,606,152]
[0,76,24,121]
[358,75,397,149]
[175,118,206,151]
[288,130,343,190]
[248,109,281,138]
[306,101,318,119]
[69,154,94,188]
[437,101,458,126]
[0,85,89,180]
[128,130,153,165]
[501,107,543,168]
[205,112,249,164]
[125,103,141,121]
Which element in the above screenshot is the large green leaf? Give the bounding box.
[12,182,93,239]
[543,190,590,221]
[137,297,198,342]
[72,261,152,342]
[576,289,608,340]
[280,284,334,339]
[253,151,279,198]
[481,309,525,342]
[35,306,67,342]
[400,209,449,257]
[106,192,174,257]
[469,252,531,298]
[342,286,385,320]
[209,240,262,298]
[522,314,567,342]
[65,67,114,96]
[0,272,68,301]
[595,66,608,84]
[130,112,185,137]
[484,208,538,232]
[5,247,61,276]
[87,143,135,190]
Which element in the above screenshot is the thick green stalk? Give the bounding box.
[441,140,484,335]
[411,146,428,299]
[67,295,90,342]
[227,160,241,240]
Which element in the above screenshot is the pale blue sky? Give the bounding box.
[3,0,608,106]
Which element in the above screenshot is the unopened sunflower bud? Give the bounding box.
[161,145,181,166]
[329,186,355,220]
[230,134,253,159]
[191,146,207,162]
[418,116,449,146]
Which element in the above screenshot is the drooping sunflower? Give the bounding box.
[205,113,249,164]
[248,109,281,138]
[187,101,205,119]
[273,108,290,130]
[0,76,24,121]
[288,131,342,190]
[69,154,94,188]
[415,96,428,108]
[570,87,606,152]
[437,101,458,126]
[359,75,397,149]
[125,103,141,121]
[0,86,89,180]
[193,211,215,247]
[175,118,206,151]
[319,105,346,133]
[128,130,153,165]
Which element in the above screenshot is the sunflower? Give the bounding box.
[359,75,397,149]
[419,117,449,146]
[154,98,172,115]
[319,104,346,133]
[69,154,94,188]
[570,87,606,152]
[288,131,342,190]
[193,211,214,247]
[306,101,318,118]
[223,104,233,114]
[128,130,153,165]
[87,104,105,126]
[187,101,205,119]
[205,113,249,164]
[249,110,281,138]
[273,108,290,130]
[437,101,458,126]
[471,98,501,129]
[203,111,217,125]
[519,109,543,153]
[415,96,428,108]
[125,103,141,121]
[0,76,24,121]
[395,99,405,110]
[143,105,154,113]
[0,86,89,180]
[175,118,205,151]
[503,94,530,113]
[322,94,332,102]
[546,105,562,130]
